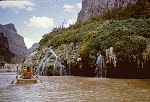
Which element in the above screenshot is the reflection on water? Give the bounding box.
[0,72,150,102]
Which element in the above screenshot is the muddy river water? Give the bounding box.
[0,73,150,102]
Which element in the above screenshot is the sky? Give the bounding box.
[0,0,82,48]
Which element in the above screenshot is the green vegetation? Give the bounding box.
[38,1,150,77]
[40,18,150,60]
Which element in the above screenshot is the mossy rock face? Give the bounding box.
[22,50,44,72]
[34,2,150,77]
[39,2,150,60]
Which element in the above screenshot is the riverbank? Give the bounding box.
[0,64,21,72]
[0,68,16,72]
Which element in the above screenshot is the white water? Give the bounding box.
[95,54,106,77]
[37,47,66,76]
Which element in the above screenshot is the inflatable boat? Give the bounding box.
[17,77,37,84]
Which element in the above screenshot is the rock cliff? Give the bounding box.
[77,0,137,23]
[0,23,27,63]
[0,33,16,64]
[27,42,39,56]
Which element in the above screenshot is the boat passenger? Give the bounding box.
[20,67,33,79]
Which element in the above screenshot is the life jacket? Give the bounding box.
[22,69,32,78]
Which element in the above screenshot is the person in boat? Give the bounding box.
[20,67,33,79]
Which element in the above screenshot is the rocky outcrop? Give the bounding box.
[0,33,16,63]
[27,42,39,56]
[0,23,27,63]
[77,0,137,23]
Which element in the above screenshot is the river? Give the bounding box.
[0,73,150,102]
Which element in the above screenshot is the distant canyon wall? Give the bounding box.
[0,33,16,63]
[0,23,27,63]
[26,42,39,56]
[77,0,137,23]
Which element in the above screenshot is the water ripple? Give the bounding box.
[0,73,150,102]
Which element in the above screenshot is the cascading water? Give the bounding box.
[37,48,52,75]
[42,58,49,75]
[53,56,66,76]
[95,54,106,78]
[95,47,116,78]
[106,47,117,68]
[36,46,66,76]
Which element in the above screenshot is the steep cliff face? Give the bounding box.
[77,0,137,23]
[0,23,27,63]
[0,33,16,63]
[27,42,39,56]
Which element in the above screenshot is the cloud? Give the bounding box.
[26,7,34,11]
[0,0,34,11]
[24,37,34,49]
[63,4,74,13]
[76,3,82,9]
[12,9,19,14]
[24,16,54,28]
[64,18,76,28]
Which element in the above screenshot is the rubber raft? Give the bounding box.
[17,77,37,84]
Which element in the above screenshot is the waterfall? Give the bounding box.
[36,47,53,75]
[106,47,117,68]
[95,54,106,78]
[53,55,66,76]
[36,46,66,76]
